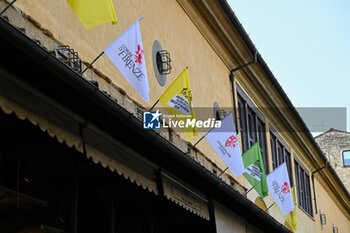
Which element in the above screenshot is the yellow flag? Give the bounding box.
[275,187,298,232]
[66,0,118,29]
[159,68,198,139]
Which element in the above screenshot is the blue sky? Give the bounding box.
[228,0,350,133]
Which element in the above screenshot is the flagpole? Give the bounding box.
[0,0,17,15]
[244,186,254,197]
[193,134,206,147]
[217,167,229,178]
[81,51,105,75]
[244,182,260,197]
[265,202,275,212]
[149,99,159,111]
[186,133,206,154]
[193,112,233,149]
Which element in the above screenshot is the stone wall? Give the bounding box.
[315,129,350,192]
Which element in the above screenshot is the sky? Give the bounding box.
[228,0,350,133]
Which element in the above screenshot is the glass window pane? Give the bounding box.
[299,167,305,209]
[285,150,293,186]
[238,97,247,152]
[277,142,283,166]
[305,174,313,216]
[294,161,301,206]
[257,120,268,173]
[343,150,350,166]
[271,135,277,169]
[247,108,256,146]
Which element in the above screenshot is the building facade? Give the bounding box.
[0,0,349,233]
[315,128,350,192]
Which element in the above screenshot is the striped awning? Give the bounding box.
[0,67,158,195]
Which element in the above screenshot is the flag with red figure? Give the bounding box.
[204,112,245,176]
[104,17,149,102]
[267,162,294,215]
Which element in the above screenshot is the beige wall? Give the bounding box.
[313,178,350,232]
[214,202,246,233]
[14,0,233,108]
[214,201,265,233]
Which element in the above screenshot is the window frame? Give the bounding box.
[269,128,293,186]
[342,150,350,167]
[294,158,313,217]
[237,95,248,152]
[236,85,268,174]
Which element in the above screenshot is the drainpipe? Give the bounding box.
[229,71,238,133]
[229,51,258,132]
[312,161,328,214]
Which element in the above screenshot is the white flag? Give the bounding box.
[267,162,294,215]
[204,112,245,176]
[104,17,149,102]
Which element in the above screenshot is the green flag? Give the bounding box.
[242,142,268,198]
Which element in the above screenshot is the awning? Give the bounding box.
[0,68,214,220]
[0,67,158,195]
[162,172,210,220]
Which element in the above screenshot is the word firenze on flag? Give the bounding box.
[267,162,294,215]
[104,17,150,102]
[204,112,245,176]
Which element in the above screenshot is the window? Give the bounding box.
[213,102,226,121]
[257,118,267,171]
[237,87,268,173]
[343,150,350,167]
[237,95,247,151]
[152,40,170,86]
[247,106,256,147]
[294,160,313,216]
[270,132,292,186]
